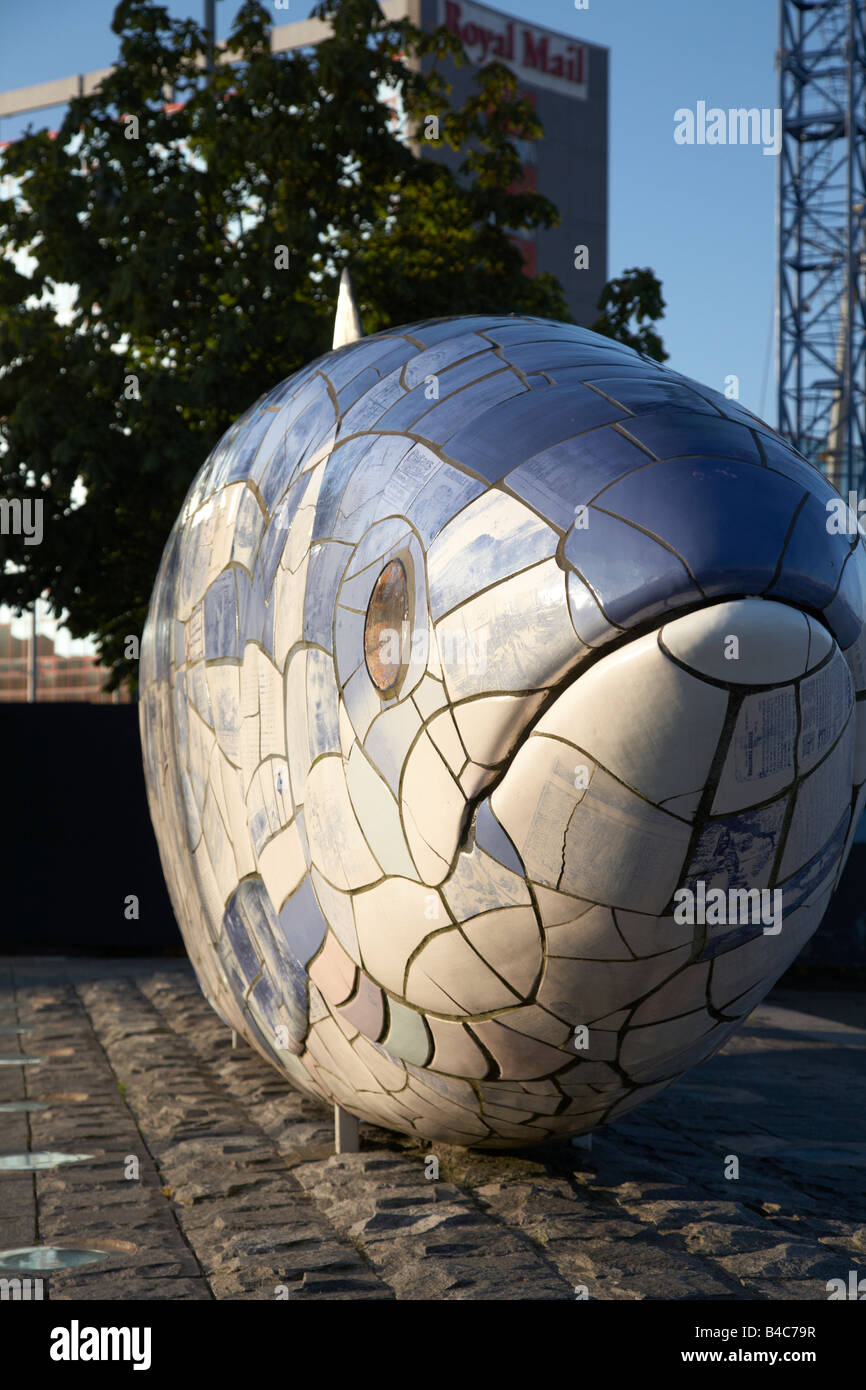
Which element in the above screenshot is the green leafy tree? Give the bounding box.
[590,266,668,362]
[0,0,663,689]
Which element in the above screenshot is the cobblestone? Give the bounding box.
[1,958,864,1301]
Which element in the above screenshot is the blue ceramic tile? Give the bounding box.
[587,377,720,417]
[306,649,341,758]
[406,468,486,548]
[564,507,703,627]
[415,370,527,446]
[506,427,652,529]
[822,541,866,649]
[595,457,804,595]
[619,411,760,463]
[567,570,621,646]
[445,384,628,483]
[204,570,239,660]
[766,492,854,614]
[278,875,328,968]
[305,542,351,651]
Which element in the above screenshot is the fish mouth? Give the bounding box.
[463,595,845,916]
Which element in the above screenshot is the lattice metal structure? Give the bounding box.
[777,0,866,495]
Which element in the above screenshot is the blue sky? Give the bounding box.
[1,0,780,422]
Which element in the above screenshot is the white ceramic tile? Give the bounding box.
[535,629,729,805]
[536,946,691,1024]
[628,963,711,1025]
[661,598,811,685]
[443,843,530,922]
[797,648,854,775]
[438,558,583,701]
[257,820,306,911]
[779,728,854,879]
[411,673,449,721]
[532,885,595,928]
[400,730,466,877]
[806,615,833,671]
[560,769,693,911]
[304,754,381,890]
[545,904,633,960]
[614,908,695,957]
[491,733,592,881]
[427,710,467,776]
[353,877,441,994]
[711,686,797,815]
[345,742,419,880]
[462,906,542,995]
[204,663,242,762]
[428,1017,489,1077]
[619,1009,718,1081]
[406,929,521,1013]
[659,790,703,820]
[842,620,866,693]
[452,692,547,767]
[364,700,423,797]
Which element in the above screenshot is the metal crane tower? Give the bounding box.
[777,0,866,496]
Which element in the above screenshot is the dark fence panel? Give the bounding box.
[3,703,181,952]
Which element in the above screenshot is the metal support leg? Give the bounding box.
[334,1103,359,1153]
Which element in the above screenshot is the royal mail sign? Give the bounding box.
[439,0,588,99]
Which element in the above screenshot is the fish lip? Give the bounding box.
[457,591,838,863]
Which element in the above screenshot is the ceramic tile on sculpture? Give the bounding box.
[204,664,242,763]
[364,700,423,797]
[439,558,580,702]
[400,730,465,866]
[342,663,383,744]
[545,904,634,960]
[426,709,467,777]
[303,542,353,651]
[257,819,306,910]
[711,686,797,815]
[308,932,357,1007]
[462,906,542,995]
[451,692,546,768]
[405,466,486,550]
[598,460,802,596]
[468,1019,569,1079]
[338,972,386,1041]
[442,842,529,926]
[537,946,691,1025]
[490,733,589,884]
[797,649,854,775]
[304,754,382,890]
[661,598,812,685]
[345,742,418,880]
[306,648,342,760]
[381,999,433,1067]
[352,877,441,994]
[428,490,557,621]
[406,929,520,1014]
[778,729,854,880]
[428,1016,489,1078]
[536,628,728,804]
[445,382,626,484]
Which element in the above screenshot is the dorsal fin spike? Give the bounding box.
[332,267,363,349]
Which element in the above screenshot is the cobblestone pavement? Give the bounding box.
[1,957,864,1301]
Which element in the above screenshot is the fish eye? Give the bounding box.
[364,557,410,694]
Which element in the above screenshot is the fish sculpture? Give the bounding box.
[140,273,866,1147]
